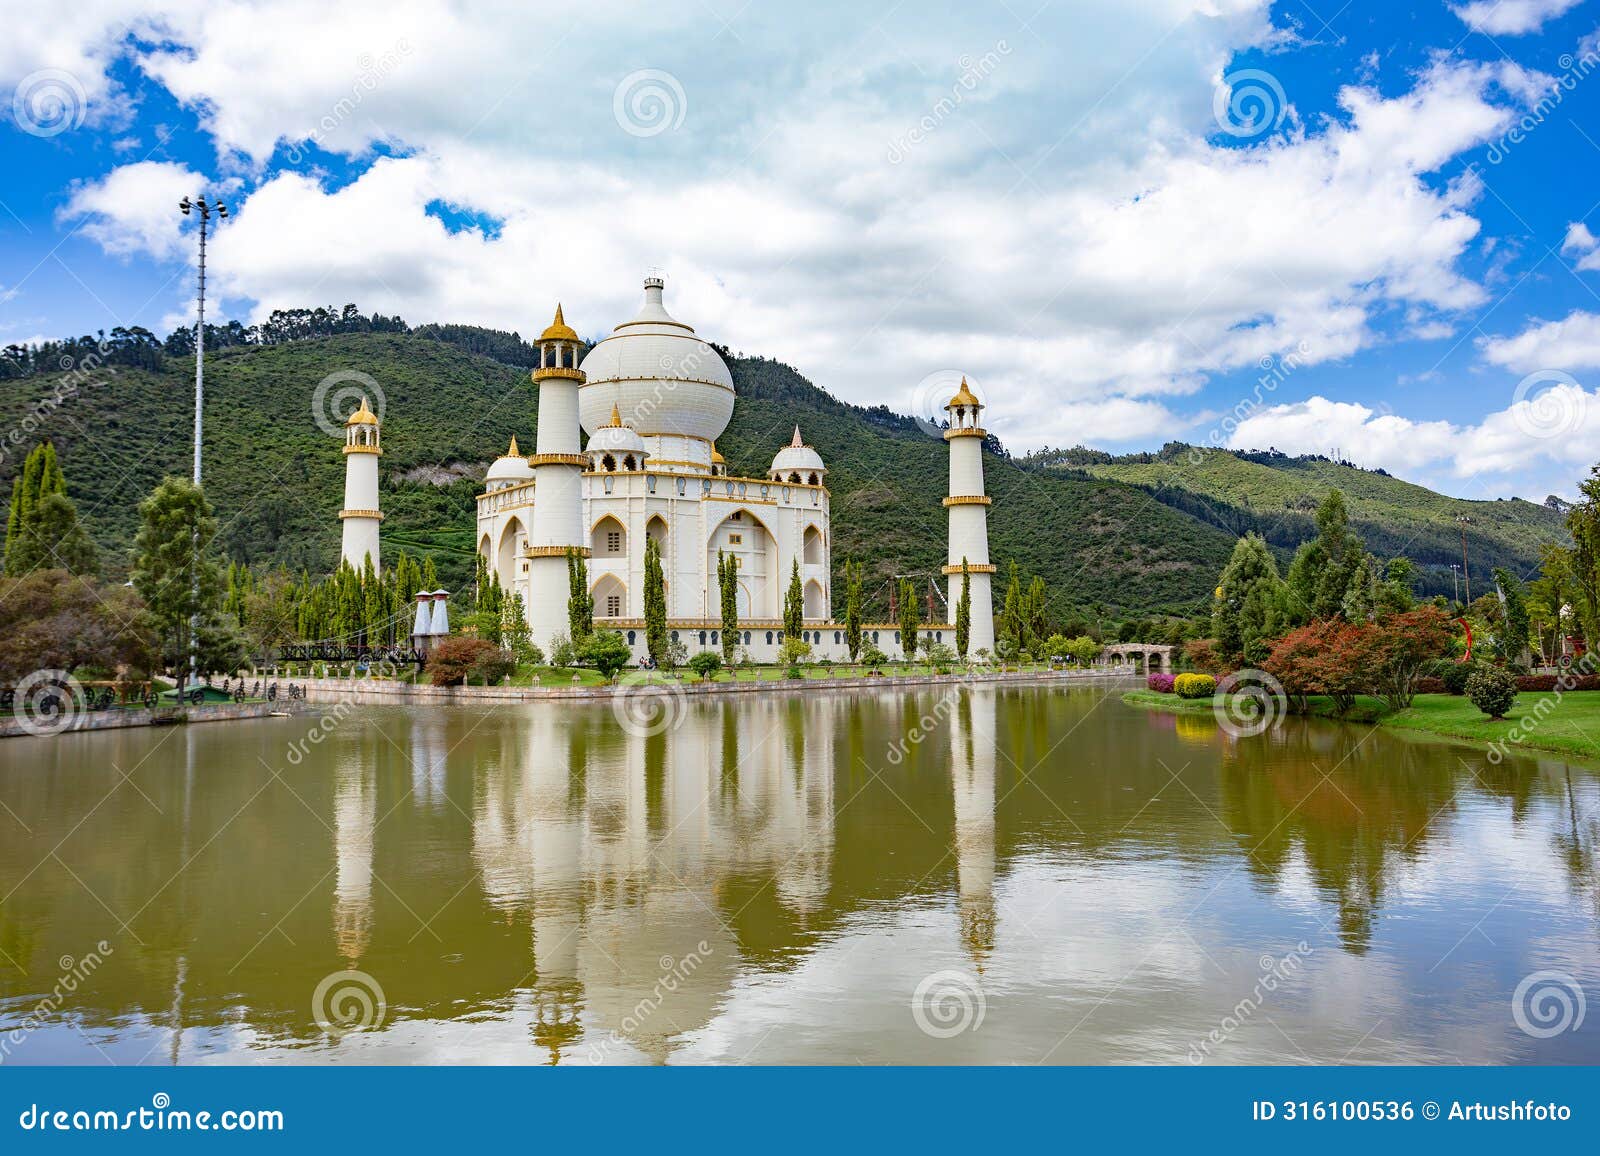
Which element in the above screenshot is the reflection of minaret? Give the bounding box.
[333,755,377,963]
[409,712,447,811]
[951,687,997,965]
[775,698,836,918]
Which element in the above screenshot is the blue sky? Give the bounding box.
[4,0,1600,501]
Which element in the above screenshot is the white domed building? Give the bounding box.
[471,275,987,662]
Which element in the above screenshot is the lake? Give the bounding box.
[1,680,1596,1064]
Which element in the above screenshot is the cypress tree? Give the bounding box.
[644,536,667,666]
[567,547,593,639]
[1000,561,1022,656]
[898,577,920,662]
[718,550,739,663]
[955,557,971,660]
[783,557,803,640]
[843,558,863,662]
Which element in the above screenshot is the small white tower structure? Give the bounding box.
[943,378,995,656]
[525,305,589,652]
[339,395,383,571]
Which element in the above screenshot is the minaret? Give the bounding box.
[525,305,589,652]
[339,395,383,571]
[943,378,995,655]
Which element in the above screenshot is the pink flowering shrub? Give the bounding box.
[1147,672,1176,693]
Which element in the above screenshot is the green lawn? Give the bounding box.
[1121,688,1600,762]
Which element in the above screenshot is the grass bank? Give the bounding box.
[1121,688,1600,762]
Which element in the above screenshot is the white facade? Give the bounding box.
[475,277,981,663]
[339,396,383,570]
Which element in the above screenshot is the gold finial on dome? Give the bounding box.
[607,403,624,427]
[946,376,980,410]
[540,303,579,343]
[711,442,725,463]
[790,425,804,448]
[507,434,520,456]
[345,395,379,426]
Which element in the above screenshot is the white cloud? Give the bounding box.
[34,4,1542,450]
[1478,310,1600,372]
[1227,378,1600,496]
[60,159,210,263]
[1560,220,1600,271]
[1450,0,1584,36]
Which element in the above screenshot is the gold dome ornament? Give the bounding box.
[607,403,624,427]
[710,442,725,464]
[508,434,521,456]
[345,395,380,426]
[540,303,579,343]
[946,376,981,410]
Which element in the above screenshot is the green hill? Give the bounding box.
[0,330,1567,617]
[1055,444,1566,598]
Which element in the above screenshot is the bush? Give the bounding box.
[1147,672,1175,693]
[578,630,632,680]
[1466,666,1518,720]
[427,637,507,686]
[1174,672,1216,699]
[687,651,722,681]
[1440,661,1477,696]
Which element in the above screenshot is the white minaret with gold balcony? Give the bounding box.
[525,305,589,651]
[339,396,383,570]
[944,378,995,656]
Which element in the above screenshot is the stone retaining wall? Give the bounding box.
[293,668,1134,707]
[0,700,305,739]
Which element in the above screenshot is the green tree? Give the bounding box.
[898,577,920,662]
[644,535,668,667]
[1492,566,1531,665]
[130,477,226,692]
[688,650,722,681]
[999,561,1023,655]
[4,441,95,576]
[954,558,972,661]
[501,591,539,665]
[843,557,863,662]
[718,549,739,663]
[1212,533,1283,665]
[783,557,804,640]
[579,629,631,680]
[567,547,594,640]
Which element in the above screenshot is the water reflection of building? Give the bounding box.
[467,697,844,1062]
[332,753,377,963]
[951,688,997,966]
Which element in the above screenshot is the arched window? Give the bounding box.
[765,631,773,644]
[601,453,616,472]
[834,631,841,644]
[591,516,626,557]
[698,631,706,645]
[623,454,636,471]
[593,574,625,618]
[788,472,801,484]
[803,525,823,566]
[808,472,819,486]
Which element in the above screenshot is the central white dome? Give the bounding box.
[578,277,735,443]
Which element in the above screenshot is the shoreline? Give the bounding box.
[1120,689,1600,764]
[296,667,1138,706]
[0,699,306,740]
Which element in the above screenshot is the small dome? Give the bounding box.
[345,396,380,426]
[586,404,649,459]
[540,303,579,343]
[946,376,981,410]
[710,443,725,464]
[486,435,533,483]
[770,425,825,477]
